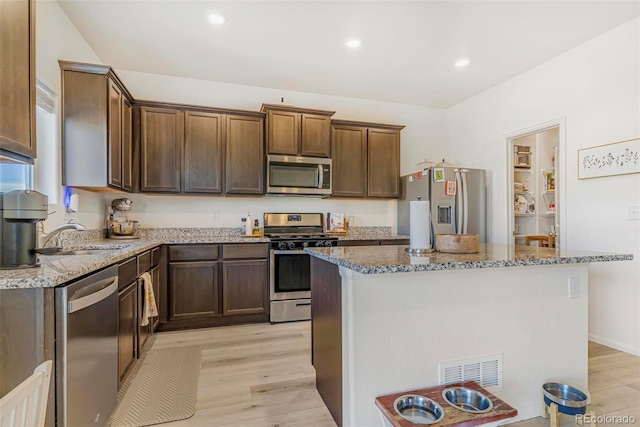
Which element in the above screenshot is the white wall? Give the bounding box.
[34,0,106,231]
[445,18,640,354]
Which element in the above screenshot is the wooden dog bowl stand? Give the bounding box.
[376,381,517,427]
[541,392,597,427]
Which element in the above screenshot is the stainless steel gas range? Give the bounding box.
[264,213,338,323]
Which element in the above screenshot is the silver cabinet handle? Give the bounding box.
[68,277,118,314]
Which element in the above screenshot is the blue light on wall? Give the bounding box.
[63,186,72,209]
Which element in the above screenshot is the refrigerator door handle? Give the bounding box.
[454,171,462,234]
[461,171,469,234]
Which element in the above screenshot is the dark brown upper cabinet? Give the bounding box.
[0,0,36,159]
[367,128,401,198]
[184,111,223,194]
[331,125,367,198]
[225,114,265,195]
[122,99,133,192]
[59,61,135,191]
[331,120,404,199]
[137,101,264,196]
[261,104,335,158]
[138,105,183,193]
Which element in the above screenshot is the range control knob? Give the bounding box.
[287,242,296,250]
[315,241,323,247]
[323,240,333,247]
[277,242,287,250]
[302,241,309,248]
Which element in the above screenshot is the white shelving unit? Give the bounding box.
[511,128,559,247]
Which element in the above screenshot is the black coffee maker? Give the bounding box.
[0,190,48,269]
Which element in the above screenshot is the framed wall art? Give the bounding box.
[578,137,639,179]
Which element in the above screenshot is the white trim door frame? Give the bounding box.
[504,117,567,250]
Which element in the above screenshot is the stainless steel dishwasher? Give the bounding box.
[55,265,118,427]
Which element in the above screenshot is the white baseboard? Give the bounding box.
[588,333,640,356]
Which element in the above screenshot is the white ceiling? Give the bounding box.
[58,1,639,108]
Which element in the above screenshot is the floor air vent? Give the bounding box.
[439,354,503,392]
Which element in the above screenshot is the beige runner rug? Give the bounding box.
[107,346,202,427]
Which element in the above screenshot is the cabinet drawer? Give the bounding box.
[118,257,137,290]
[169,245,219,261]
[137,251,151,275]
[151,246,161,267]
[222,243,268,260]
[338,240,379,247]
[380,239,410,245]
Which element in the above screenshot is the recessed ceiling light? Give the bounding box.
[345,38,362,49]
[207,13,226,25]
[455,58,470,68]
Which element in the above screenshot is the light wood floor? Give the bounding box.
[141,322,639,427]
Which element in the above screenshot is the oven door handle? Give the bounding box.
[273,250,307,255]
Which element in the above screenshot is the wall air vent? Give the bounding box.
[439,353,503,392]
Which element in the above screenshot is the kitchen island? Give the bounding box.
[306,244,632,427]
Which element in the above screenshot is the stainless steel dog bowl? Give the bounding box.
[442,386,494,414]
[542,383,588,415]
[393,395,445,424]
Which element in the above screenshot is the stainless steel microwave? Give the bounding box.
[266,155,332,196]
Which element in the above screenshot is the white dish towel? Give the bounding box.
[139,272,158,326]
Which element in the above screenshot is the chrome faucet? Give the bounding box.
[40,221,86,248]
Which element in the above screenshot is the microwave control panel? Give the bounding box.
[321,166,331,189]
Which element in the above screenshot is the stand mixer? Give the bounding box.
[107,198,140,239]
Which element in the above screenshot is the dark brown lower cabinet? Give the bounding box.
[169,261,220,320]
[118,281,137,387]
[222,259,268,316]
[160,243,269,331]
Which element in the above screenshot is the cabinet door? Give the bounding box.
[300,114,331,158]
[137,279,151,356]
[367,128,400,198]
[184,111,223,193]
[266,110,299,155]
[331,125,367,197]
[140,106,183,192]
[121,98,133,192]
[222,260,268,316]
[108,80,123,188]
[225,115,264,194]
[151,265,160,331]
[169,261,219,320]
[0,0,35,158]
[118,282,137,386]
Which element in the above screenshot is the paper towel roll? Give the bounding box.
[410,200,431,250]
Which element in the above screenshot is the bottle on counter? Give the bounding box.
[245,213,253,236]
[253,219,261,236]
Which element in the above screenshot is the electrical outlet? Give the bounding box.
[212,210,219,221]
[629,205,640,220]
[568,277,580,299]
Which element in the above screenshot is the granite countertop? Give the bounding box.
[304,243,633,274]
[0,235,269,290]
[0,226,409,289]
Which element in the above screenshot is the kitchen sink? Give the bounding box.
[57,249,114,255]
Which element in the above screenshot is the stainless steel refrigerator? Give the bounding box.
[398,167,487,244]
